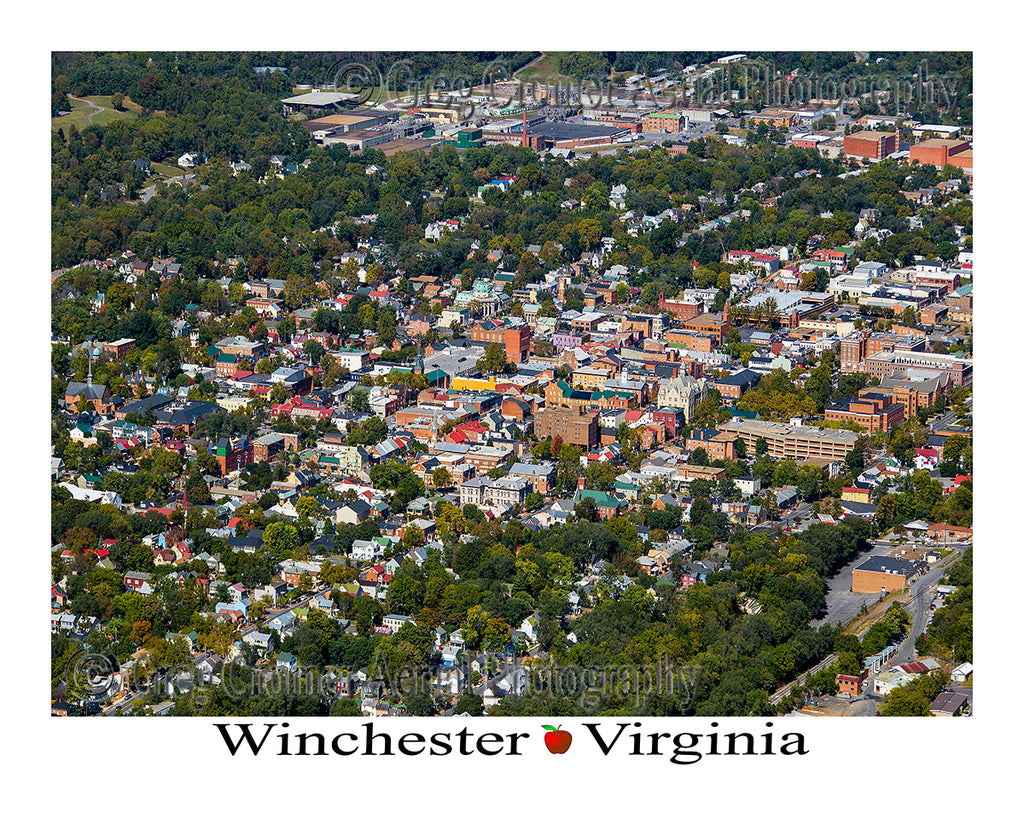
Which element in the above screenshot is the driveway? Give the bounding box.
[67,95,103,126]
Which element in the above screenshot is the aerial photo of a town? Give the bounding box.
[50,50,974,719]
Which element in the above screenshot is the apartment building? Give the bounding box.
[824,391,905,433]
[535,406,600,450]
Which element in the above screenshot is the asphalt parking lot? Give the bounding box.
[810,541,894,629]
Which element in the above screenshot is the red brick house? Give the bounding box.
[836,669,869,696]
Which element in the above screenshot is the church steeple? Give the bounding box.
[85,335,94,387]
[414,333,424,375]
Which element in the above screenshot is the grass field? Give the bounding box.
[52,95,140,134]
[150,162,184,178]
[515,52,573,83]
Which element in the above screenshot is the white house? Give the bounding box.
[519,616,539,642]
[351,539,384,562]
[735,476,761,496]
[178,152,205,168]
[382,614,414,634]
[951,662,973,683]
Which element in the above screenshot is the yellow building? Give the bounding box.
[452,375,497,391]
[418,106,464,125]
[217,395,253,412]
[572,366,612,391]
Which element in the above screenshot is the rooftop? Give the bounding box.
[848,130,897,142]
[853,555,921,576]
[281,91,359,106]
[526,121,629,141]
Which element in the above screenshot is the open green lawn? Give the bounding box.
[52,95,139,134]
[150,162,184,178]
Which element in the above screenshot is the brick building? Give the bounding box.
[874,373,953,415]
[864,350,972,388]
[715,369,761,401]
[836,669,869,696]
[572,478,626,520]
[658,293,704,320]
[215,336,265,358]
[642,110,686,133]
[839,332,926,373]
[851,555,920,594]
[686,427,739,460]
[65,381,114,414]
[544,379,637,412]
[843,131,898,159]
[101,338,136,360]
[252,431,300,463]
[507,462,556,494]
[470,320,532,364]
[726,250,781,273]
[908,138,971,168]
[913,268,961,295]
[535,406,599,450]
[664,329,715,352]
[824,391,905,433]
[681,312,731,345]
[245,297,284,318]
[648,406,687,439]
[209,436,253,476]
[919,304,948,325]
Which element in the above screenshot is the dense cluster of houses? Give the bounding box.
[52,71,974,715]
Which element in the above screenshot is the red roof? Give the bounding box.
[60,548,109,558]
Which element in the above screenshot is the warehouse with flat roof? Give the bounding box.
[851,554,922,593]
[281,91,360,114]
[525,120,631,149]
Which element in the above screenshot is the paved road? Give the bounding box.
[139,172,196,202]
[774,545,965,708]
[513,53,547,79]
[67,95,102,126]
[890,549,966,667]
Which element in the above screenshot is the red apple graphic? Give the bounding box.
[542,725,572,754]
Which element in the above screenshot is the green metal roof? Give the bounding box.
[577,488,623,508]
